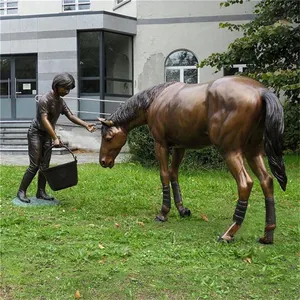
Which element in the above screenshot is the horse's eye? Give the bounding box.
[106,136,113,142]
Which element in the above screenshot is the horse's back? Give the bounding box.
[147,76,266,151]
[206,76,265,151]
[148,82,211,148]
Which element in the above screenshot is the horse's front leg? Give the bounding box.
[170,148,191,217]
[154,142,171,222]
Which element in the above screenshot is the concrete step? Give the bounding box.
[1,135,27,140]
[0,140,28,146]
[0,121,32,128]
[0,121,79,156]
[0,147,75,155]
[0,144,30,148]
[0,128,29,133]
[0,134,27,139]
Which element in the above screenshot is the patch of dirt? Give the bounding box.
[0,285,15,300]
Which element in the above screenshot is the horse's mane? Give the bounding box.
[108,81,176,126]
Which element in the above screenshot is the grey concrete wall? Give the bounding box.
[136,0,257,19]
[134,0,258,91]
[0,11,137,114]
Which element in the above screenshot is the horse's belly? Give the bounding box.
[167,132,211,149]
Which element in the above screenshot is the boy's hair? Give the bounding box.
[52,72,75,90]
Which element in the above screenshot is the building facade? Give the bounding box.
[0,0,257,121]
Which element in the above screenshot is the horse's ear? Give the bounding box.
[97,117,114,127]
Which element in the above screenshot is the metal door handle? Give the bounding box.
[15,78,21,96]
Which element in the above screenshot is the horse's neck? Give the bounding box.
[127,114,147,132]
[114,90,151,132]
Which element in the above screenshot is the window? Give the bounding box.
[114,0,131,10]
[79,32,100,93]
[78,31,133,96]
[104,32,133,96]
[0,0,18,15]
[224,64,247,76]
[63,0,90,12]
[78,31,133,119]
[165,50,199,84]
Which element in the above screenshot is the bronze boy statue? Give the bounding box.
[17,72,96,203]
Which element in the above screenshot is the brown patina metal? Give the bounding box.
[98,76,287,244]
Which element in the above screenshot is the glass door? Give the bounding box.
[0,55,37,120]
[15,56,37,119]
[0,57,12,119]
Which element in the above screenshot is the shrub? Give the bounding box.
[128,126,156,167]
[128,126,226,169]
[283,101,300,153]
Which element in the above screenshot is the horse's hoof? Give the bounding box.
[179,208,191,217]
[217,235,235,243]
[155,215,168,222]
[258,236,273,245]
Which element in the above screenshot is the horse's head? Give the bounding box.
[98,118,127,168]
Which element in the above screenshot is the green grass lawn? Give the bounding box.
[0,155,299,300]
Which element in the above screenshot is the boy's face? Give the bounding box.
[56,86,70,97]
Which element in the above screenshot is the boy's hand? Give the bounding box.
[53,137,64,148]
[86,123,96,133]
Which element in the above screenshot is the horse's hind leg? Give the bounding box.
[169,148,191,217]
[154,142,171,222]
[220,151,253,242]
[246,153,275,244]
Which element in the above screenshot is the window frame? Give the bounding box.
[103,31,133,97]
[78,30,134,97]
[164,49,200,84]
[77,30,134,119]
[62,0,90,12]
[113,0,131,11]
[0,0,18,15]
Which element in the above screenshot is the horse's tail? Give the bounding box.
[262,90,287,191]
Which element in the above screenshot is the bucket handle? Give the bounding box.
[41,144,77,169]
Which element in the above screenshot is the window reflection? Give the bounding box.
[78,31,133,97]
[166,51,198,67]
[0,58,11,79]
[184,69,198,84]
[104,32,132,81]
[104,32,133,95]
[15,56,36,79]
[166,69,180,82]
[79,32,100,77]
[80,80,100,93]
[105,80,132,95]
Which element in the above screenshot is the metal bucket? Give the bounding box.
[41,145,78,191]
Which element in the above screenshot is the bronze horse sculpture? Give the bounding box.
[98,76,287,244]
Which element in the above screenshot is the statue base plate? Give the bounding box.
[12,197,60,207]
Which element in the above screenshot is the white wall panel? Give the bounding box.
[37,38,76,52]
